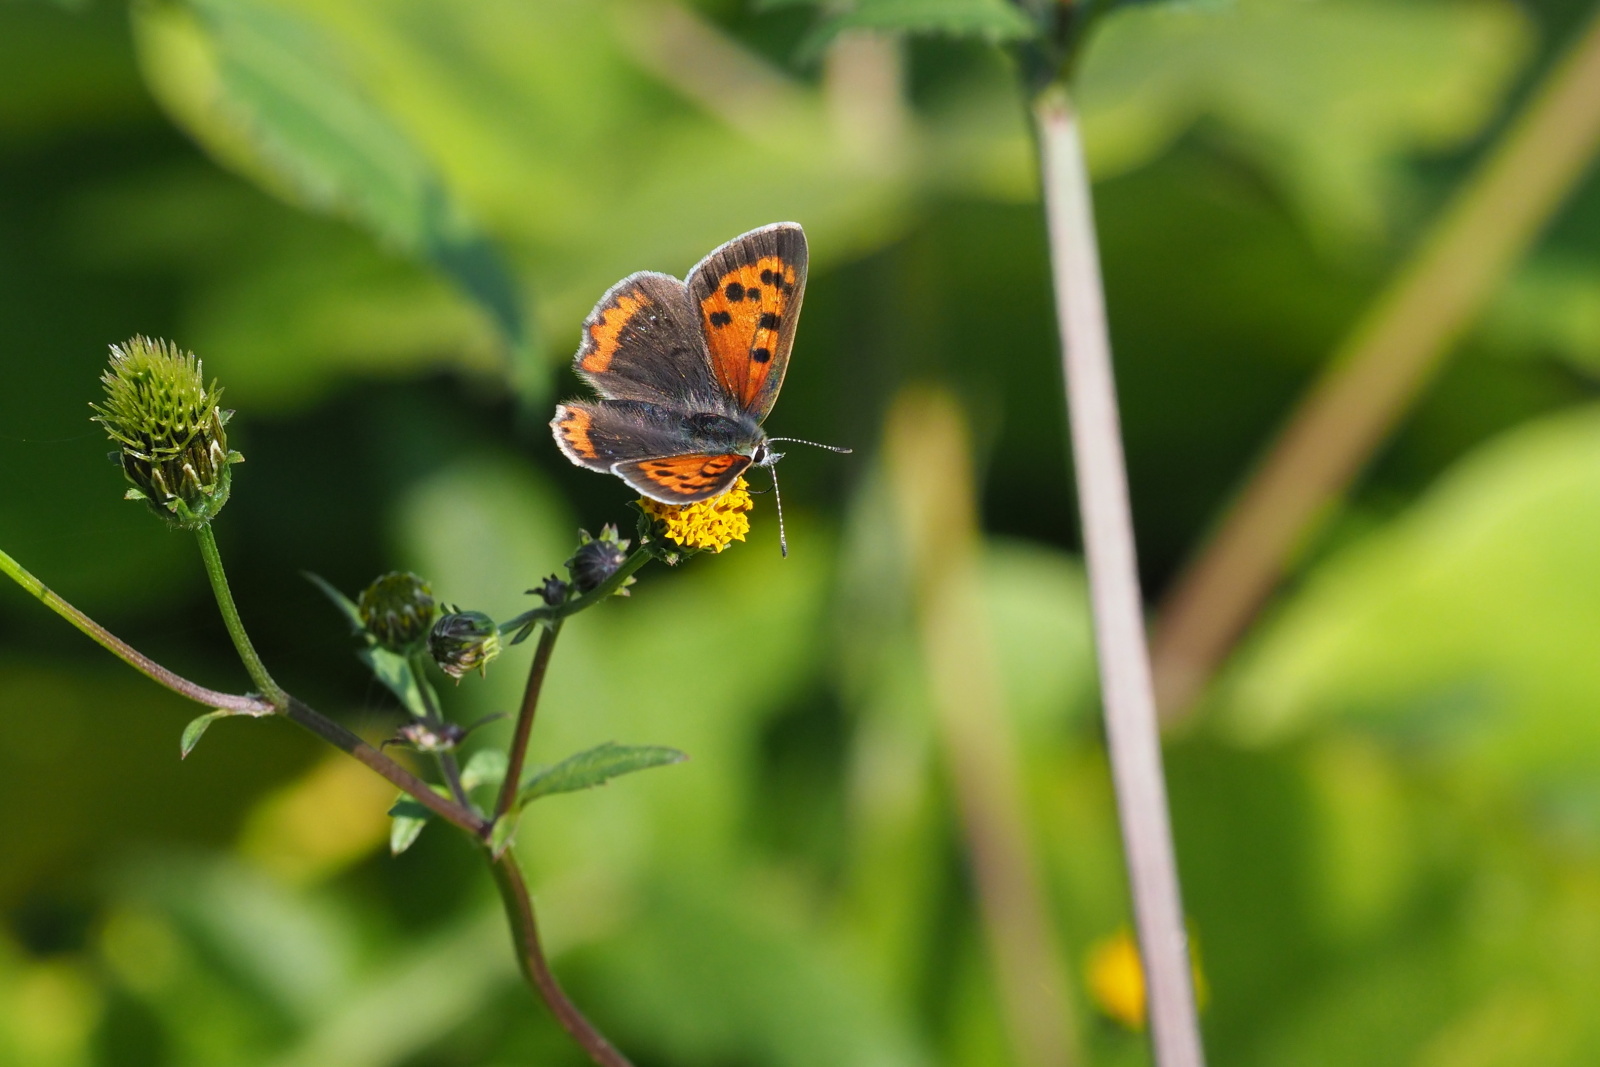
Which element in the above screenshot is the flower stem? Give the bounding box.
[499,546,652,640]
[194,523,287,707]
[1034,84,1205,1067]
[409,653,473,812]
[0,544,273,713]
[283,696,487,836]
[489,851,634,1067]
[495,620,563,824]
[1149,4,1600,721]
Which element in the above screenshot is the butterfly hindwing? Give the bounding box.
[614,453,752,504]
[552,400,722,472]
[574,271,725,411]
[687,222,807,423]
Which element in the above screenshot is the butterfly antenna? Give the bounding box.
[770,465,789,558]
[766,437,852,454]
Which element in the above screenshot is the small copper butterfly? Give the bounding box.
[551,222,846,553]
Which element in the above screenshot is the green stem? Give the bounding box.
[0,544,272,713]
[495,620,562,826]
[490,851,633,1067]
[499,546,652,640]
[408,653,473,812]
[193,523,287,707]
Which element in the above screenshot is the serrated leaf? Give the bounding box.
[800,0,1038,61]
[517,742,688,806]
[461,748,508,793]
[305,572,364,633]
[180,705,272,759]
[132,0,526,355]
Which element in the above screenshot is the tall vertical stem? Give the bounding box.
[490,854,634,1067]
[194,523,287,708]
[497,620,563,823]
[1034,84,1205,1066]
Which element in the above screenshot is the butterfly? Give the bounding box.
[551,222,846,554]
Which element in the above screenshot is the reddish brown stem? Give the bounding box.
[490,853,634,1067]
[495,620,562,823]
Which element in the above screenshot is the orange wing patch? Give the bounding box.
[553,404,601,465]
[698,256,799,414]
[578,289,647,375]
[623,452,751,503]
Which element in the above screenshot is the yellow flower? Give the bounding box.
[638,478,753,553]
[1085,926,1208,1031]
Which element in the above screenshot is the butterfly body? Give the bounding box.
[552,223,808,505]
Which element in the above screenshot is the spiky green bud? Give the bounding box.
[90,336,242,529]
[567,525,632,595]
[358,572,436,653]
[428,609,502,680]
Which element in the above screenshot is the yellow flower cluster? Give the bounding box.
[638,477,753,553]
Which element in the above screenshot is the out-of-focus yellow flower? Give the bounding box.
[639,477,752,553]
[1086,926,1208,1031]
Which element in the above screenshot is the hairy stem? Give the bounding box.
[489,853,633,1067]
[1035,84,1205,1067]
[194,523,287,707]
[496,620,563,823]
[0,545,273,713]
[1150,5,1600,721]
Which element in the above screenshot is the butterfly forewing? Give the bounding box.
[687,223,807,423]
[614,453,752,504]
[574,271,725,411]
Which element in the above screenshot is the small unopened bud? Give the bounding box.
[532,574,569,607]
[90,336,242,529]
[567,525,632,594]
[358,572,436,652]
[429,609,502,680]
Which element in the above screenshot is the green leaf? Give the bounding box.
[488,813,518,858]
[131,0,526,355]
[518,742,688,806]
[359,645,431,720]
[801,0,1038,60]
[305,572,364,633]
[179,705,271,758]
[461,748,508,794]
[386,791,449,855]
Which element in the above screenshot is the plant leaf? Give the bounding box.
[180,705,271,759]
[518,742,688,806]
[305,571,364,633]
[132,0,526,355]
[461,748,508,794]
[386,791,449,855]
[800,0,1038,60]
[358,645,431,720]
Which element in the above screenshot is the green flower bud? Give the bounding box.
[90,336,242,529]
[429,609,502,680]
[567,525,632,595]
[358,572,436,652]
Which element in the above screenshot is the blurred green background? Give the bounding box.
[4,0,1600,1063]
